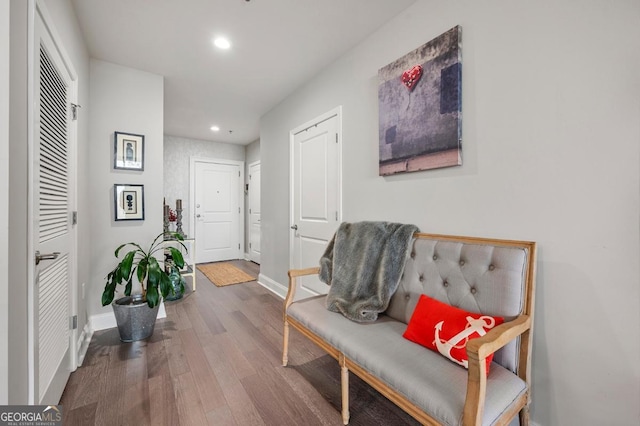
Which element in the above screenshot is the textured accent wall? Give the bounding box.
[163,135,245,238]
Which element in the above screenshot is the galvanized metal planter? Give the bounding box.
[112,294,160,342]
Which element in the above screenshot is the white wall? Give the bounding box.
[163,134,245,238]
[88,60,164,320]
[8,0,30,404]
[245,139,260,167]
[260,0,640,425]
[0,0,9,405]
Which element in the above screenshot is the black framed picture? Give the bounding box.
[114,184,145,221]
[114,131,144,171]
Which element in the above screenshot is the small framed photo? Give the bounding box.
[114,184,145,221]
[114,131,144,171]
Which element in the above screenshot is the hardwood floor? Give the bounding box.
[60,260,419,426]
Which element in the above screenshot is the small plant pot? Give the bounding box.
[112,294,160,342]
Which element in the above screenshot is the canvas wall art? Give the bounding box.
[378,26,462,176]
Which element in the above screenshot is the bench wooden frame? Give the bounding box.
[283,233,537,426]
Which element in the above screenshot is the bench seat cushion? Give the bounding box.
[288,296,527,426]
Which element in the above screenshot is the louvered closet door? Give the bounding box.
[33,9,73,404]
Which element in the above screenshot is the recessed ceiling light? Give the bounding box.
[210,125,220,132]
[213,37,231,50]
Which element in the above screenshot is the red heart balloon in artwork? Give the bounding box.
[401,65,423,91]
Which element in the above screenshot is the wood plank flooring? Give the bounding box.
[60,260,419,426]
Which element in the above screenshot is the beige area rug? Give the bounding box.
[197,262,256,287]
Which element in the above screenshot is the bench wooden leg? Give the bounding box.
[282,320,290,367]
[340,354,350,425]
[519,404,530,426]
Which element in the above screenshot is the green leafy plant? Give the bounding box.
[102,232,187,308]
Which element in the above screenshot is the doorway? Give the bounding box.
[190,158,244,263]
[248,161,261,264]
[290,107,342,299]
[30,2,79,404]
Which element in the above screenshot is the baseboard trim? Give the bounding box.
[257,273,287,299]
[76,322,92,367]
[89,302,167,332]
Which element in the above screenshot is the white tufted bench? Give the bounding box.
[283,233,537,426]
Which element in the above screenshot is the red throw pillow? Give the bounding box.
[403,294,504,375]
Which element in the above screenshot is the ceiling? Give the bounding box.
[71,0,416,145]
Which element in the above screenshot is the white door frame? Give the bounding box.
[189,157,245,260]
[289,106,343,269]
[27,0,79,403]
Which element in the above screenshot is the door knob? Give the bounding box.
[290,224,298,230]
[35,250,60,265]
[196,214,201,218]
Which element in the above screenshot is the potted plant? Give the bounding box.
[102,231,187,342]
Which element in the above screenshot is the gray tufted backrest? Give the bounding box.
[386,234,534,373]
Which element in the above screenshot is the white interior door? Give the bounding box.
[248,161,261,264]
[194,160,242,263]
[32,4,77,404]
[291,108,341,299]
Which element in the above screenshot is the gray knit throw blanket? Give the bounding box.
[319,221,419,322]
